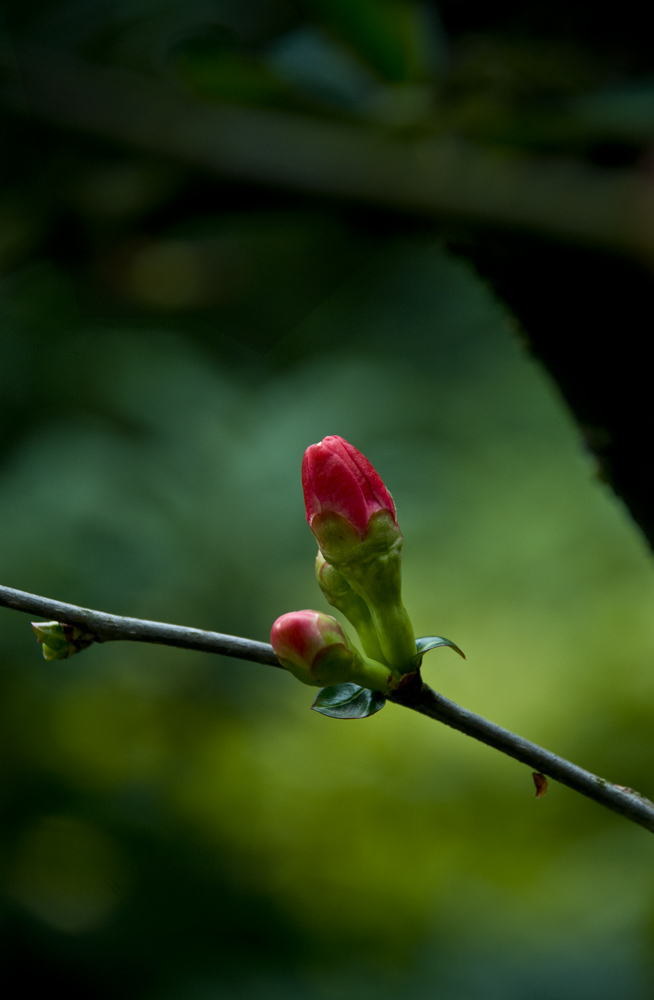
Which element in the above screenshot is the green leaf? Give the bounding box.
[411,635,465,669]
[311,683,386,719]
[31,621,95,660]
[31,621,77,660]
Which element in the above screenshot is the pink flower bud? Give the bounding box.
[301,435,415,674]
[302,435,397,540]
[271,610,346,674]
[270,609,393,691]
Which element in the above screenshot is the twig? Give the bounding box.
[388,680,654,832]
[2,581,653,833]
[0,583,280,667]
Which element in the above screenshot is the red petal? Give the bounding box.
[301,436,396,537]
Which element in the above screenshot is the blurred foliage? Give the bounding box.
[2,1,654,999]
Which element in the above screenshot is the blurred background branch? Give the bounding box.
[3,45,654,254]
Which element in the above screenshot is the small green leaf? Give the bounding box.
[411,635,465,669]
[32,621,77,660]
[31,620,95,660]
[312,683,386,719]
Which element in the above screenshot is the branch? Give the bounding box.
[388,680,654,832]
[0,583,281,667]
[2,583,653,834]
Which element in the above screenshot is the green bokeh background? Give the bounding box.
[3,236,654,998]
[3,2,654,997]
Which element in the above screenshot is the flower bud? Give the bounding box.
[31,621,94,660]
[315,552,387,665]
[302,435,398,549]
[302,436,416,673]
[270,610,393,691]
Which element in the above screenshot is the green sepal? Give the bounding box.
[311,683,386,719]
[31,621,95,660]
[411,635,465,670]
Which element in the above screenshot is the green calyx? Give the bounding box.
[315,511,416,674]
[315,553,388,665]
[280,639,394,692]
[31,621,94,660]
[311,509,400,566]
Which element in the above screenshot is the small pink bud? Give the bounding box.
[271,609,393,691]
[271,610,346,675]
[302,435,397,541]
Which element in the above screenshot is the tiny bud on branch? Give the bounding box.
[270,610,393,691]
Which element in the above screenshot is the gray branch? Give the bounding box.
[388,681,654,832]
[0,583,281,667]
[2,582,653,834]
